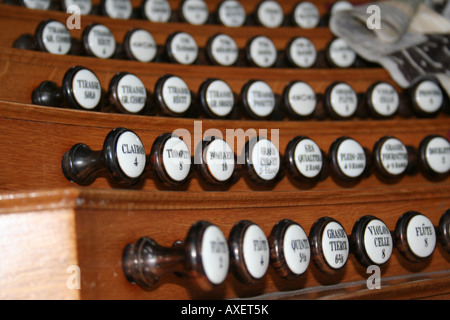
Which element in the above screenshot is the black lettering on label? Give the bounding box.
[210,239,227,253]
[253,239,268,251]
[166,149,189,159]
[121,144,145,155]
[415,224,434,237]
[291,238,309,251]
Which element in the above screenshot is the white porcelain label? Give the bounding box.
[104,0,132,19]
[257,0,284,28]
[287,81,316,116]
[128,29,157,62]
[116,131,146,178]
[144,0,171,22]
[201,225,229,285]
[379,138,408,176]
[294,138,322,178]
[209,34,239,66]
[218,0,246,27]
[205,80,234,117]
[162,76,191,114]
[22,0,51,10]
[204,139,235,182]
[328,38,356,68]
[243,225,269,279]
[414,80,443,113]
[425,136,450,174]
[41,21,72,55]
[86,24,116,59]
[364,219,393,265]
[71,69,102,110]
[283,224,310,275]
[117,74,147,113]
[406,214,436,258]
[250,139,280,181]
[329,82,357,117]
[288,37,316,68]
[336,139,366,178]
[293,1,319,28]
[249,36,277,68]
[63,0,92,14]
[169,32,198,65]
[182,0,209,25]
[246,81,275,117]
[322,221,349,269]
[370,82,399,116]
[162,137,191,182]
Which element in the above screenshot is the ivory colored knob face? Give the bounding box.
[206,33,239,67]
[241,80,276,120]
[246,36,278,68]
[198,79,235,119]
[228,220,270,284]
[109,72,147,114]
[269,219,311,279]
[351,215,393,267]
[291,1,320,29]
[286,37,317,69]
[35,20,72,55]
[372,136,409,179]
[285,136,323,183]
[245,137,281,184]
[62,66,102,111]
[411,79,443,117]
[166,31,199,65]
[180,0,209,25]
[283,81,317,119]
[217,0,246,27]
[329,137,367,182]
[366,82,399,118]
[326,38,356,68]
[324,82,358,119]
[123,29,158,63]
[82,23,116,59]
[255,0,284,28]
[154,75,192,116]
[395,211,436,263]
[418,135,450,180]
[310,217,349,274]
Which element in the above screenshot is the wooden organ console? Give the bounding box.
[0,0,449,301]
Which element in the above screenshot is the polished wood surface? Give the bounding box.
[0,1,448,300]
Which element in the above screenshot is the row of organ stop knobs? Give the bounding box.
[122,210,450,291]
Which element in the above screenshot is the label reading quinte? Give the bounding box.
[144,0,172,22]
[162,76,191,114]
[406,215,436,259]
[425,136,450,174]
[209,34,239,66]
[162,137,191,182]
[249,36,277,68]
[336,139,366,178]
[218,0,246,27]
[182,0,209,25]
[205,80,234,117]
[288,37,316,68]
[204,139,235,182]
[294,139,322,178]
[86,24,116,59]
[283,224,310,275]
[370,82,399,117]
[414,80,443,113]
[293,2,320,28]
[329,83,357,117]
[242,225,270,279]
[257,0,284,28]
[170,32,198,65]
[71,69,102,110]
[128,29,157,63]
[379,138,408,176]
[287,82,316,117]
[116,131,146,179]
[41,21,72,55]
[364,219,393,265]
[117,74,147,114]
[103,0,132,19]
[246,81,275,118]
[322,221,349,269]
[328,38,356,68]
[201,225,229,285]
[251,139,280,181]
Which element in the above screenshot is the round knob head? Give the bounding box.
[269,219,311,280]
[35,19,72,55]
[283,81,317,119]
[123,29,158,63]
[366,81,399,118]
[351,215,393,267]
[326,38,356,68]
[329,137,367,182]
[309,217,349,274]
[103,127,147,185]
[154,74,192,116]
[166,32,199,65]
[206,33,239,67]
[196,136,235,185]
[394,211,436,263]
[438,209,450,253]
[180,0,209,25]
[20,0,51,10]
[244,136,281,185]
[285,136,324,183]
[324,82,358,119]
[418,134,450,180]
[241,80,276,120]
[61,0,92,15]
[198,78,235,119]
[82,23,116,59]
[372,136,409,179]
[255,0,284,28]
[229,220,270,284]
[410,78,443,117]
[184,221,230,291]
[245,36,277,68]
[142,0,172,23]
[62,66,102,110]
[291,1,320,28]
[101,0,132,19]
[151,133,191,187]
[216,0,246,27]
[286,37,317,68]
[108,72,147,114]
